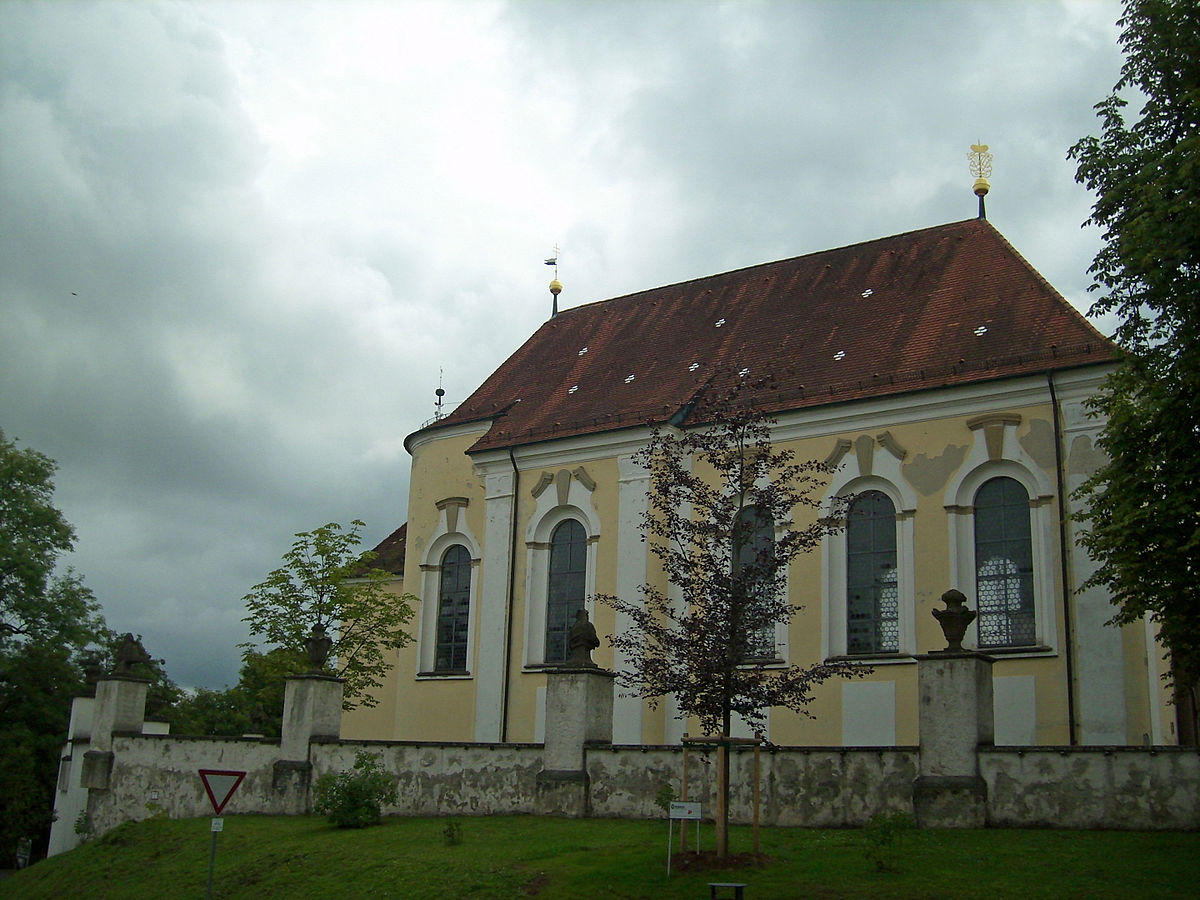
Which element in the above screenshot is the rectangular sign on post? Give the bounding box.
[666,801,703,877]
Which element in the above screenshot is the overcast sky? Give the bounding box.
[1,0,1125,691]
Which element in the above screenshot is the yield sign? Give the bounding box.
[199,769,246,815]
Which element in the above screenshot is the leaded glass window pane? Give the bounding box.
[734,505,777,659]
[974,477,1036,647]
[846,490,899,654]
[546,519,587,663]
[436,545,472,671]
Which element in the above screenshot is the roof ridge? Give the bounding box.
[980,220,1111,343]
[553,219,982,316]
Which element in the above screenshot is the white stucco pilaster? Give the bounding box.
[1058,388,1127,744]
[612,453,651,744]
[474,469,515,741]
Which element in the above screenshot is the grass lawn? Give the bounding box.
[6,815,1198,900]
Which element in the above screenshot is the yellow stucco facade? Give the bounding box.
[345,367,1176,748]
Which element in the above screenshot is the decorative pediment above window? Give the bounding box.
[825,432,908,473]
[531,466,596,503]
[966,413,1023,462]
[435,496,469,533]
[825,438,853,468]
[531,471,555,498]
[876,431,908,461]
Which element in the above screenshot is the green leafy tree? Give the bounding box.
[170,648,308,737]
[0,430,107,865]
[597,374,863,856]
[242,520,415,710]
[1068,0,1200,733]
[1,430,104,647]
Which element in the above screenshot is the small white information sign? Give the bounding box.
[211,817,224,833]
[669,801,702,820]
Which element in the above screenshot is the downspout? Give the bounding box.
[500,446,520,743]
[1047,371,1079,745]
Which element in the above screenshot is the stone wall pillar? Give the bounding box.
[280,674,344,760]
[82,676,148,790]
[274,673,344,808]
[913,650,994,827]
[536,667,615,817]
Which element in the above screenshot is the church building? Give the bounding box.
[343,215,1179,750]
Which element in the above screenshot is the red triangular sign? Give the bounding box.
[199,769,246,815]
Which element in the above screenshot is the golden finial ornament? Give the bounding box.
[545,244,562,317]
[969,142,992,196]
[968,142,992,219]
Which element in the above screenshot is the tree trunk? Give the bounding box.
[716,740,728,857]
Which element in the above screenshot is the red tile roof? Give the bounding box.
[423,219,1112,454]
[368,523,406,576]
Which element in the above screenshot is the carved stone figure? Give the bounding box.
[305,622,333,671]
[111,633,154,676]
[566,609,600,667]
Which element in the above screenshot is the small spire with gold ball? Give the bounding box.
[545,245,562,317]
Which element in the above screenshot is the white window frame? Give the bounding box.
[416,501,481,677]
[523,470,601,667]
[947,460,1057,652]
[944,415,1057,653]
[823,474,916,658]
[844,488,902,655]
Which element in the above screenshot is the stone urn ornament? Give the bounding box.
[932,589,976,651]
[305,622,333,672]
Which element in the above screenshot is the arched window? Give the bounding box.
[846,490,899,654]
[545,519,587,664]
[734,504,777,659]
[974,477,1035,648]
[435,545,472,672]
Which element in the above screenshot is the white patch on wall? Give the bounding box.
[993,675,1037,745]
[842,681,895,746]
[535,685,547,744]
[730,708,766,741]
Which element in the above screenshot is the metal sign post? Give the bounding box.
[666,801,702,877]
[199,769,245,900]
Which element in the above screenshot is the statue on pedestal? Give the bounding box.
[111,633,155,676]
[305,622,333,672]
[566,609,600,668]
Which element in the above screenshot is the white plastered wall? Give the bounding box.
[473,467,516,741]
[1057,377,1129,744]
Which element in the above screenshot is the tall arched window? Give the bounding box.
[974,476,1035,648]
[734,504,777,659]
[846,490,899,654]
[545,519,587,663]
[435,545,472,672]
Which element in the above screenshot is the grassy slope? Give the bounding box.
[6,815,1198,900]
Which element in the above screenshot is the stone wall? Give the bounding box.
[85,734,293,838]
[78,734,1199,834]
[586,745,919,826]
[51,660,1200,857]
[316,741,544,817]
[982,746,1200,829]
